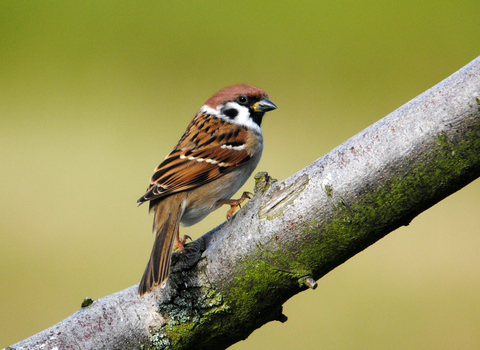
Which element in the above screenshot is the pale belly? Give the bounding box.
[180,151,261,227]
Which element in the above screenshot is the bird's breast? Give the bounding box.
[180,144,263,227]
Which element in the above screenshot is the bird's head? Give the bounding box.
[201,84,277,131]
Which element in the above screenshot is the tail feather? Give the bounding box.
[138,195,185,296]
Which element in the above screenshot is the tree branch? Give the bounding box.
[6,56,480,350]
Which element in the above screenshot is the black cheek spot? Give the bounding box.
[223,108,238,119]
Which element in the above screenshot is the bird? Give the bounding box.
[137,84,277,296]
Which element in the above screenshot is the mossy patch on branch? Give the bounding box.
[216,121,480,342]
[146,115,480,350]
[146,285,230,350]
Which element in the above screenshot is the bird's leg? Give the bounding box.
[173,227,191,253]
[216,191,253,222]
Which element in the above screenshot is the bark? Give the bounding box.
[6,56,480,350]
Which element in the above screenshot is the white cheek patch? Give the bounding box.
[201,105,219,116]
[201,103,262,134]
[220,102,254,127]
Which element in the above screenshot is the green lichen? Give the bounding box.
[146,285,231,349]
[80,297,94,308]
[254,172,277,194]
[149,332,171,349]
[323,183,333,197]
[297,126,480,276]
[220,258,294,334]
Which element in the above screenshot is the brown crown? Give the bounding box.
[204,84,268,108]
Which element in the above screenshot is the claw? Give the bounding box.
[217,191,253,222]
[173,232,192,253]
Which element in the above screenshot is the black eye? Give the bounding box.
[237,95,248,104]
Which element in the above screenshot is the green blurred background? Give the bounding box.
[1,1,480,348]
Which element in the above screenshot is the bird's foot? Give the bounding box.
[217,191,253,222]
[173,234,192,253]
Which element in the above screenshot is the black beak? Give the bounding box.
[253,98,277,113]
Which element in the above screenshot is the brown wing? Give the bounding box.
[137,111,253,204]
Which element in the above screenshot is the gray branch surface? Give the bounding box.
[6,56,480,350]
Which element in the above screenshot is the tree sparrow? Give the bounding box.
[137,84,277,295]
